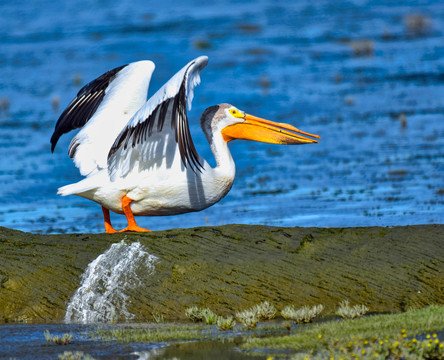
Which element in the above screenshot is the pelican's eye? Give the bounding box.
[230,108,243,118]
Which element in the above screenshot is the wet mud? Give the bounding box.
[0,224,443,323]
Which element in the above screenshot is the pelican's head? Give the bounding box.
[201,103,320,145]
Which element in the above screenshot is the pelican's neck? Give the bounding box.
[206,130,235,178]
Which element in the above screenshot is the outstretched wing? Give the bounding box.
[107,56,208,180]
[50,61,155,176]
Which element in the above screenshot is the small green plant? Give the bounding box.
[44,330,73,345]
[201,309,218,325]
[336,300,369,319]
[281,304,324,323]
[235,309,259,328]
[217,315,236,330]
[184,306,217,324]
[58,351,96,360]
[254,301,277,320]
[185,306,203,322]
[282,321,292,331]
[151,312,164,323]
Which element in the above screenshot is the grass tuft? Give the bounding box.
[185,306,203,322]
[235,301,277,327]
[201,309,218,325]
[337,300,369,319]
[281,304,324,323]
[152,312,164,323]
[184,307,217,325]
[217,316,236,330]
[235,309,259,328]
[254,301,277,320]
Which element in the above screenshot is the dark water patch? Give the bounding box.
[146,340,267,359]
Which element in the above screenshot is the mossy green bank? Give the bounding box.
[0,224,443,322]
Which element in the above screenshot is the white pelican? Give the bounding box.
[51,56,320,233]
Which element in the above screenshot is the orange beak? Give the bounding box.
[221,113,321,145]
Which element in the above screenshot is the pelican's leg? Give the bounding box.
[119,195,152,232]
[102,206,118,234]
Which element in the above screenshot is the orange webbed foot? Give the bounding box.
[118,226,152,233]
[120,195,152,233]
[102,197,152,233]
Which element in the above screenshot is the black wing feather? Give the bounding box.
[108,62,204,173]
[50,64,127,152]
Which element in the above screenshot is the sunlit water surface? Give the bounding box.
[1,0,443,234]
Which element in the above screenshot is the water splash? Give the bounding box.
[65,240,158,323]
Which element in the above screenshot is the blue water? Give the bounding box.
[0,0,443,234]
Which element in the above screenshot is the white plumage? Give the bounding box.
[68,61,155,176]
[51,56,320,233]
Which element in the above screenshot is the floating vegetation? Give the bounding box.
[73,74,82,86]
[399,112,407,129]
[254,301,277,320]
[336,300,369,319]
[52,95,60,113]
[235,309,259,328]
[236,23,261,34]
[95,324,204,343]
[44,330,73,345]
[258,76,271,96]
[344,95,356,106]
[58,351,96,360]
[349,39,374,57]
[0,97,10,114]
[217,315,236,330]
[404,14,431,36]
[193,39,212,50]
[281,304,324,323]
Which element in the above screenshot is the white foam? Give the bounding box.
[65,240,157,323]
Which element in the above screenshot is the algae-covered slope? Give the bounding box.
[0,225,443,322]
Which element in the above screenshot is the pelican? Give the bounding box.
[51,56,320,233]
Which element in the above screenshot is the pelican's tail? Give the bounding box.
[58,182,92,196]
[57,173,104,196]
